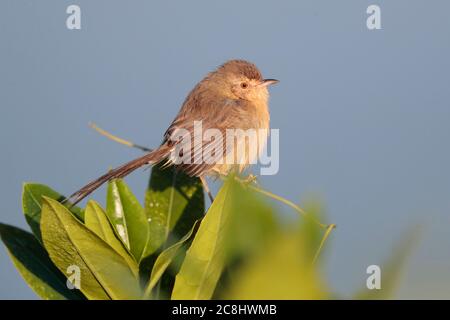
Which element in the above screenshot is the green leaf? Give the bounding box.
[144,164,204,256]
[106,179,149,262]
[224,182,278,261]
[143,220,200,299]
[354,226,421,299]
[84,200,139,276]
[208,180,279,298]
[221,194,331,299]
[171,176,234,300]
[41,197,142,300]
[106,180,130,249]
[223,228,329,299]
[22,183,84,242]
[0,223,85,300]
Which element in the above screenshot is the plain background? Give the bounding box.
[1,1,449,299]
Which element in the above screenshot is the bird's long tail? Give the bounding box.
[68,145,170,205]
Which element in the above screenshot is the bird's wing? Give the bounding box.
[162,98,252,176]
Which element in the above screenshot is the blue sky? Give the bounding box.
[1,0,449,298]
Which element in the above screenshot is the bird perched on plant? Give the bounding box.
[69,59,278,204]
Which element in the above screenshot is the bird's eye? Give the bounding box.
[240,82,248,89]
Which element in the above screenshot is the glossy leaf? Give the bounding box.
[106,180,130,248]
[22,183,84,242]
[143,220,200,299]
[41,197,142,300]
[106,179,149,262]
[0,223,85,300]
[144,164,204,256]
[84,200,139,276]
[171,177,234,300]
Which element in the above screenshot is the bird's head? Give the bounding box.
[208,60,279,104]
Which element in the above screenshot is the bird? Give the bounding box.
[68,59,278,205]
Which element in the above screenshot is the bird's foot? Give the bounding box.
[242,174,259,186]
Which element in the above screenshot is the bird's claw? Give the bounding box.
[242,174,259,186]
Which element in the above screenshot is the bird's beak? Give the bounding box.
[260,79,279,87]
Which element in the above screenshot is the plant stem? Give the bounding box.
[89,122,153,152]
[245,183,331,229]
[312,223,336,265]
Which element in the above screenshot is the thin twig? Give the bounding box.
[312,223,336,265]
[89,122,153,152]
[245,183,331,229]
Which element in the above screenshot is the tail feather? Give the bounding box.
[68,146,169,205]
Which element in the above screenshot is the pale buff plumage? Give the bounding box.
[69,60,278,204]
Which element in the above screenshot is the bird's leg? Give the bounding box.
[200,176,214,204]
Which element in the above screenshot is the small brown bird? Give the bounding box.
[69,59,278,204]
